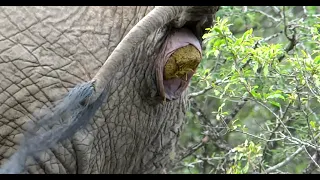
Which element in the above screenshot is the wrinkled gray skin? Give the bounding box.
[0,6,218,174]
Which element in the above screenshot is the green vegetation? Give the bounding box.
[173,6,320,174]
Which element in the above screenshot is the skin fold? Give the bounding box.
[159,28,202,101]
[0,6,219,174]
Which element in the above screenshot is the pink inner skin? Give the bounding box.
[160,28,202,100]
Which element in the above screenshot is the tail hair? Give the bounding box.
[0,82,108,174]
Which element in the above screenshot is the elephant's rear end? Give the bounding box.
[0,6,218,174]
[0,6,160,173]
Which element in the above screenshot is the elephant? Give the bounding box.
[0,6,219,174]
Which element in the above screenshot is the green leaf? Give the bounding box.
[213,89,220,96]
[244,139,248,146]
[263,65,269,76]
[202,32,213,39]
[224,83,232,92]
[232,125,238,130]
[214,27,223,35]
[214,50,220,57]
[266,94,285,100]
[301,50,308,58]
[269,101,281,108]
[214,39,224,47]
[235,146,246,153]
[253,63,259,73]
[216,114,221,121]
[251,90,261,99]
[243,162,250,173]
[310,121,316,129]
[242,28,253,41]
[314,55,320,64]
[218,102,226,113]
[239,78,246,83]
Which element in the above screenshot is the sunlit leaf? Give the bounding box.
[310,121,316,129]
[263,65,269,76]
[243,162,250,173]
[242,28,253,41]
[214,27,223,35]
[269,101,281,108]
[266,94,285,100]
[314,55,320,64]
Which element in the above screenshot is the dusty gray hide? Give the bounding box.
[0,6,219,174]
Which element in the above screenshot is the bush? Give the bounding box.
[173,6,320,174]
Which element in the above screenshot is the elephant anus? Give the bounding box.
[0,6,219,174]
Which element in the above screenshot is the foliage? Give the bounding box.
[173,6,320,174]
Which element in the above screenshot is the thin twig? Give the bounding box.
[303,151,320,174]
[286,136,320,151]
[270,6,281,16]
[188,86,214,99]
[303,146,320,171]
[217,94,248,129]
[248,9,281,22]
[177,142,204,161]
[233,129,286,142]
[265,145,304,173]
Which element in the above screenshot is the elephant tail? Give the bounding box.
[0,82,108,174]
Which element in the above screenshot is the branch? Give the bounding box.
[188,86,214,99]
[172,98,233,167]
[178,142,204,161]
[248,9,281,23]
[202,144,209,174]
[286,136,320,150]
[257,100,293,172]
[190,100,214,126]
[191,100,232,152]
[278,6,297,62]
[233,129,286,142]
[212,138,232,151]
[303,147,320,173]
[302,6,320,18]
[188,76,231,99]
[265,146,304,173]
[217,94,248,128]
[240,30,284,71]
[270,6,281,16]
[303,151,320,174]
[260,31,283,44]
